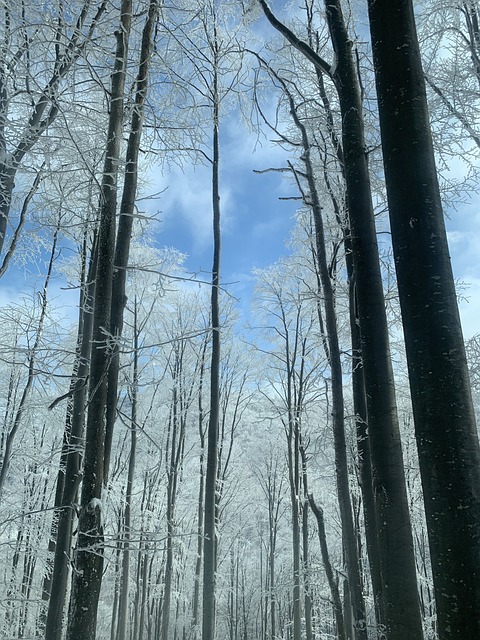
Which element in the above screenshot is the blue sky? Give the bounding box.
[0,101,478,343]
[147,112,300,323]
[147,105,480,340]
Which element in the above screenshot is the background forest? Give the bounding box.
[0,1,480,640]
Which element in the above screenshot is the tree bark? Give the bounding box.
[266,67,366,639]
[256,3,424,637]
[44,232,96,640]
[367,1,480,637]
[104,0,160,484]
[116,298,140,640]
[65,3,131,638]
[309,494,347,640]
[202,30,221,640]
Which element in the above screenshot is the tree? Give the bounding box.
[65,2,132,638]
[0,0,109,263]
[255,2,424,637]
[367,0,480,636]
[253,255,330,640]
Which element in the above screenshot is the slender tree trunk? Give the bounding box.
[367,1,480,637]
[44,233,96,640]
[117,299,140,640]
[202,35,221,640]
[39,226,89,627]
[348,283,384,629]
[309,495,347,640]
[268,69,366,639]
[162,349,188,640]
[300,448,313,640]
[314,62,386,632]
[104,0,159,483]
[257,4,424,637]
[192,339,207,636]
[287,418,302,640]
[65,3,131,638]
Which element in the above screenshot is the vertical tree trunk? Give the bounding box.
[367,1,480,637]
[65,3,131,638]
[264,66,366,639]
[300,448,313,640]
[192,339,207,636]
[323,3,424,637]
[287,413,302,640]
[44,232,97,640]
[116,298,140,640]
[313,57,385,631]
[308,494,347,640]
[104,0,159,484]
[39,225,89,626]
[348,284,384,628]
[161,346,188,640]
[202,32,221,640]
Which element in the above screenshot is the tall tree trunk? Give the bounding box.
[348,283,384,628]
[116,298,140,640]
[286,412,302,640]
[44,232,97,640]
[192,338,207,636]
[202,32,221,640]
[161,346,188,640]
[367,1,480,637]
[309,494,347,640]
[39,225,89,626]
[300,447,313,640]
[323,3,424,637]
[65,3,131,638]
[313,53,385,631]
[104,0,159,484]
[263,65,366,639]
[256,3,424,637]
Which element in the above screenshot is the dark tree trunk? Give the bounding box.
[348,284,384,628]
[313,55,385,631]
[309,495,347,640]
[192,338,207,635]
[300,448,313,640]
[202,38,221,640]
[65,3,131,638]
[104,0,159,484]
[274,71,367,640]
[324,3,424,637]
[44,233,96,640]
[257,2,424,637]
[367,1,480,637]
[116,298,140,640]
